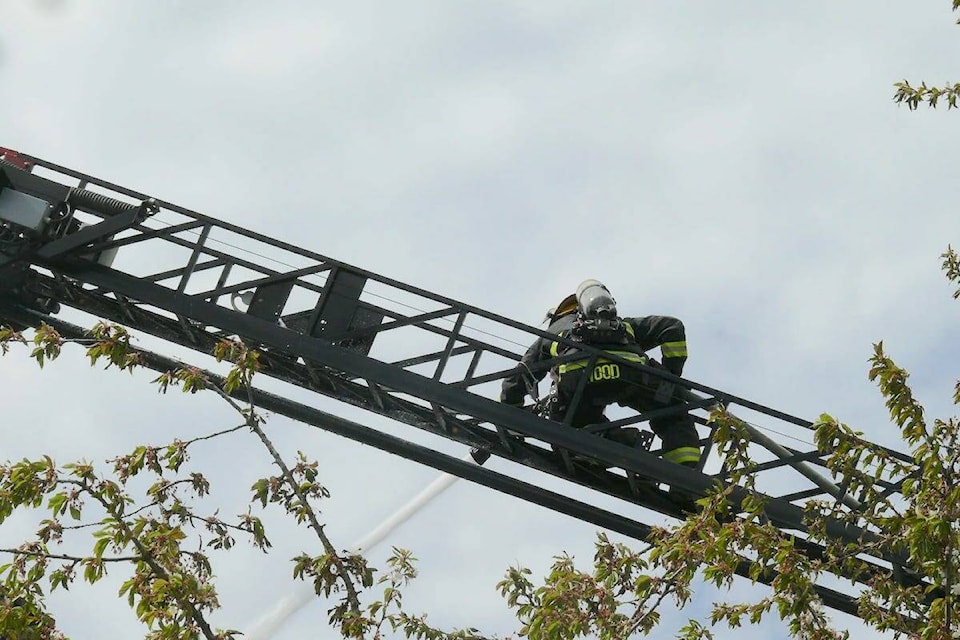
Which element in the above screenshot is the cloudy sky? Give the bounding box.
[2,1,959,638]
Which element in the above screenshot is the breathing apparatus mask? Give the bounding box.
[545,279,618,324]
[567,279,629,345]
[575,279,617,320]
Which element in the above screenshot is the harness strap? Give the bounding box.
[554,350,647,374]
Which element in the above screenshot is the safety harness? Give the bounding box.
[549,316,647,374]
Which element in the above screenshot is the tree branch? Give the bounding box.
[0,548,140,563]
[78,478,220,640]
[207,378,362,613]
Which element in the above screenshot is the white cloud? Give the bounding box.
[1,2,957,638]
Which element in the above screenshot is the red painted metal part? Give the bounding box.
[0,147,35,171]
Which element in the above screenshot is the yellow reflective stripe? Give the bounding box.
[557,351,646,374]
[661,341,687,358]
[663,447,700,465]
[549,331,568,357]
[558,361,587,373]
[624,323,635,338]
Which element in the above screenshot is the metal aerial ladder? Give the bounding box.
[0,147,921,621]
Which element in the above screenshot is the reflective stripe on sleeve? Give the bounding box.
[662,446,700,465]
[660,341,687,358]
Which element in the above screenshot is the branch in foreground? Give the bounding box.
[0,548,140,563]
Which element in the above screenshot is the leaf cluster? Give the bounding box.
[892,4,960,110]
[1,322,481,639]
[501,247,960,639]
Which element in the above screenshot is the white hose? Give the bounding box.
[244,455,471,639]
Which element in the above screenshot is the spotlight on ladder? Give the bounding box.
[230,290,255,312]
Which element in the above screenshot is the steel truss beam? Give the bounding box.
[0,151,927,620]
[6,309,878,624]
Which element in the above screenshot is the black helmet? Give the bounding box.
[575,279,617,319]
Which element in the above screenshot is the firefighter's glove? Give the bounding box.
[501,397,526,409]
[500,389,525,406]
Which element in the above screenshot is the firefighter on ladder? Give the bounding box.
[500,279,701,469]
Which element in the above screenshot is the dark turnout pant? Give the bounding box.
[548,360,700,467]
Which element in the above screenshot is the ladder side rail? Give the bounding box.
[10,262,899,560]
[2,155,920,568]
[9,158,902,463]
[5,306,899,625]
[0,298,683,519]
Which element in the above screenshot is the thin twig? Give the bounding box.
[207,381,362,613]
[0,548,140,563]
[79,478,220,640]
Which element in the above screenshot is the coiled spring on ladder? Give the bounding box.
[67,188,137,216]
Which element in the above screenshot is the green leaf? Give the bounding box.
[48,492,68,516]
[93,536,110,559]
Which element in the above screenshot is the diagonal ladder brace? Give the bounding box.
[677,387,863,511]
[35,197,159,261]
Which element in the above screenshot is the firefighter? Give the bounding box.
[500,279,700,468]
